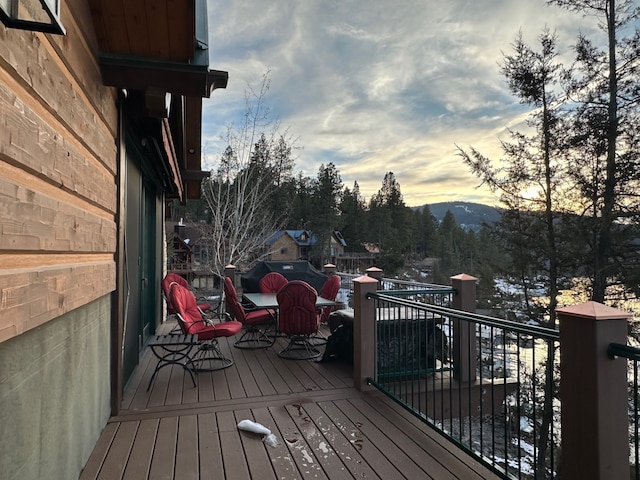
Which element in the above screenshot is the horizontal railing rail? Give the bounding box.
[366,291,561,480]
[335,271,455,309]
[379,278,456,291]
[608,342,640,479]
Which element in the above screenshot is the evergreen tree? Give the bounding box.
[550,0,640,303]
[459,29,571,475]
[460,29,569,326]
[268,135,297,218]
[432,210,466,282]
[339,182,367,252]
[287,173,314,229]
[308,163,343,265]
[474,225,502,308]
[413,205,439,258]
[368,172,413,274]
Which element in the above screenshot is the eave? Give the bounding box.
[99,54,228,99]
[88,0,227,200]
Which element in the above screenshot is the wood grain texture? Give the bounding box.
[0,27,117,176]
[51,0,119,139]
[0,0,122,349]
[0,176,116,252]
[0,80,117,214]
[81,320,502,479]
[0,260,115,342]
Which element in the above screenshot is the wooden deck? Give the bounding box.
[80,320,502,480]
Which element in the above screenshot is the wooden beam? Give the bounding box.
[161,118,183,199]
[184,96,202,172]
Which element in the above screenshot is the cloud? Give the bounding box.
[204,0,598,207]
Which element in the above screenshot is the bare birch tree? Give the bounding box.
[200,72,295,279]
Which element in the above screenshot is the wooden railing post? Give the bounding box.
[557,302,630,479]
[224,264,236,284]
[365,266,383,289]
[224,264,236,318]
[451,274,477,382]
[353,275,379,391]
[323,263,336,275]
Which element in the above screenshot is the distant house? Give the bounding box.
[167,222,209,272]
[335,242,380,273]
[363,242,381,256]
[267,230,315,261]
[168,225,194,274]
[266,230,347,263]
[166,221,220,290]
[331,230,347,258]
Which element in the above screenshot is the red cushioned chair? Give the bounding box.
[259,272,288,293]
[318,274,341,324]
[162,273,212,315]
[224,276,276,349]
[169,282,242,371]
[276,280,322,359]
[306,274,341,346]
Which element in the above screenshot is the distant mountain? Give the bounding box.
[415,201,502,231]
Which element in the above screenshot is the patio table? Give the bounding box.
[243,292,336,309]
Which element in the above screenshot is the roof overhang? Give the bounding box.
[99,55,228,98]
[88,0,226,200]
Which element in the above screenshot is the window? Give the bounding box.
[0,0,66,35]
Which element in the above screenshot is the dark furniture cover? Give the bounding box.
[241,261,328,294]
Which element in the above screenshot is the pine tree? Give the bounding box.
[339,182,368,252]
[308,163,343,266]
[368,172,413,273]
[550,0,640,302]
[459,29,569,477]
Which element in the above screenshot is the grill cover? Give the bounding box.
[240,261,328,294]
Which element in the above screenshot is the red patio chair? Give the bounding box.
[224,276,276,349]
[259,272,288,293]
[318,274,341,324]
[307,274,341,346]
[169,282,242,371]
[276,280,322,359]
[162,273,212,315]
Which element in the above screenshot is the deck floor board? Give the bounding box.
[197,412,224,479]
[80,319,503,480]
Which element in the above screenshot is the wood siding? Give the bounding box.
[0,5,117,343]
[269,234,301,262]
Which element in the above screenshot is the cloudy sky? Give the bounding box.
[203,0,597,207]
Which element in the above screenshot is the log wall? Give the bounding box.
[0,0,117,343]
[0,2,120,478]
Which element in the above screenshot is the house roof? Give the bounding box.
[171,233,193,252]
[268,230,316,247]
[268,230,347,248]
[332,230,347,247]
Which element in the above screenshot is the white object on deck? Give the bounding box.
[237,419,279,447]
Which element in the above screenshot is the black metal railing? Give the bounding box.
[335,272,454,309]
[608,342,640,479]
[336,272,358,307]
[367,292,561,480]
